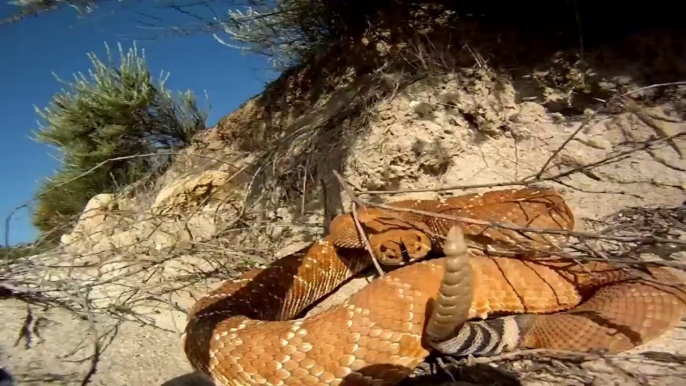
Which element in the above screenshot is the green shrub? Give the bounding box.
[32,42,208,236]
[1,240,54,260]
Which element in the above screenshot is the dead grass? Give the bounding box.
[3,15,686,386]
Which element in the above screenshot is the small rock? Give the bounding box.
[586,136,612,150]
[511,102,547,124]
[378,108,395,122]
[411,101,435,117]
[438,92,459,106]
[574,133,612,150]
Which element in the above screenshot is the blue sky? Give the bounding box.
[0,2,278,246]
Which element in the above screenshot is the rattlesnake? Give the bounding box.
[184,188,686,386]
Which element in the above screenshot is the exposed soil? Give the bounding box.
[2,16,686,386]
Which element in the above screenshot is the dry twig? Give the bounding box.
[357,132,686,197]
[366,201,686,246]
[535,81,686,179]
[623,98,684,159]
[333,171,385,276]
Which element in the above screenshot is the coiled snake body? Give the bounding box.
[184,188,686,386]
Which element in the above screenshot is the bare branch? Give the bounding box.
[333,171,385,276]
[535,81,686,179]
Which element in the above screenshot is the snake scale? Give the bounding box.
[184,188,686,386]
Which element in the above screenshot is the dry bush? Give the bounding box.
[3,2,686,384]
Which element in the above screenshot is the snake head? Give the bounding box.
[369,229,432,265]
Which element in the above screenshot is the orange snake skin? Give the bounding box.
[184,188,686,386]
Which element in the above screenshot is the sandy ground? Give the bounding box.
[0,298,209,386]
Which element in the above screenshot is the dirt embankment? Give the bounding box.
[2,12,686,386]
